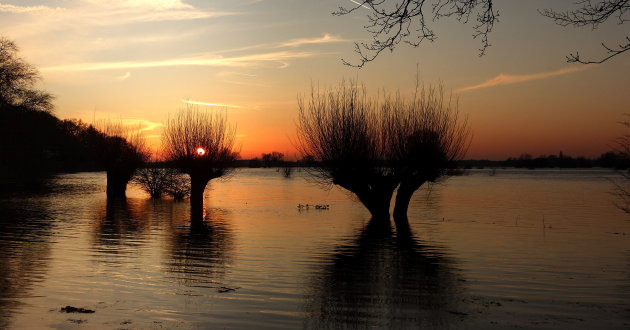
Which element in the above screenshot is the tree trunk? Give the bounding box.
[354,184,396,220]
[189,174,210,223]
[393,178,426,224]
[106,170,129,198]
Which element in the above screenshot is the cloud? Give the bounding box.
[0,4,65,15]
[122,119,164,134]
[217,71,258,78]
[182,99,247,109]
[41,51,316,72]
[117,72,131,80]
[456,66,588,93]
[0,1,235,25]
[279,34,347,47]
[110,0,193,10]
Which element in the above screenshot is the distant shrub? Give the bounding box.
[133,167,190,200]
[165,172,191,201]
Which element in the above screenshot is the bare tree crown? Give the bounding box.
[0,36,53,112]
[297,79,470,185]
[163,106,238,177]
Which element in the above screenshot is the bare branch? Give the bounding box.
[540,0,630,64]
[334,0,498,67]
[0,36,54,112]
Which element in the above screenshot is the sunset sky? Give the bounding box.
[1,0,628,159]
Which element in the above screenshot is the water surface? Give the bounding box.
[0,168,628,329]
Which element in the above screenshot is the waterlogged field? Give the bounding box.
[0,168,628,329]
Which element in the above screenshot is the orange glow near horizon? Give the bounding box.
[196,147,206,157]
[10,1,625,163]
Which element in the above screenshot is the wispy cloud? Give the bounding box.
[217,71,258,78]
[0,1,235,25]
[41,51,315,72]
[123,119,164,134]
[0,4,65,15]
[457,66,588,93]
[279,34,347,47]
[117,72,131,80]
[182,99,247,109]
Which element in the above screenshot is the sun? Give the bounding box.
[196,147,206,156]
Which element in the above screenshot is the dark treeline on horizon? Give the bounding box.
[462,152,629,170]
[2,106,628,190]
[156,151,628,170]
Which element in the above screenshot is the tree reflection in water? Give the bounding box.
[91,198,234,290]
[304,216,466,328]
[0,199,55,329]
[91,198,151,259]
[164,208,234,290]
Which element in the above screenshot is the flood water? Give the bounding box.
[0,168,628,329]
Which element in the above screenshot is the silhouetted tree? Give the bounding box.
[95,121,148,198]
[133,167,174,198]
[162,106,238,221]
[296,80,470,220]
[261,151,285,167]
[165,172,191,201]
[387,85,470,219]
[0,37,53,112]
[336,1,628,66]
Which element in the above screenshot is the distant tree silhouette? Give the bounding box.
[248,157,262,168]
[261,151,284,167]
[0,37,53,112]
[336,1,628,66]
[296,79,470,220]
[162,106,238,221]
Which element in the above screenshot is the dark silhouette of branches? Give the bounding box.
[0,37,53,112]
[334,0,498,67]
[336,1,629,66]
[296,79,470,220]
[163,106,238,221]
[133,167,190,199]
[297,81,398,218]
[540,0,630,64]
[385,84,470,219]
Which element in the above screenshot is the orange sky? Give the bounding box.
[1,0,628,160]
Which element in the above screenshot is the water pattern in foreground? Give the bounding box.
[0,168,628,329]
